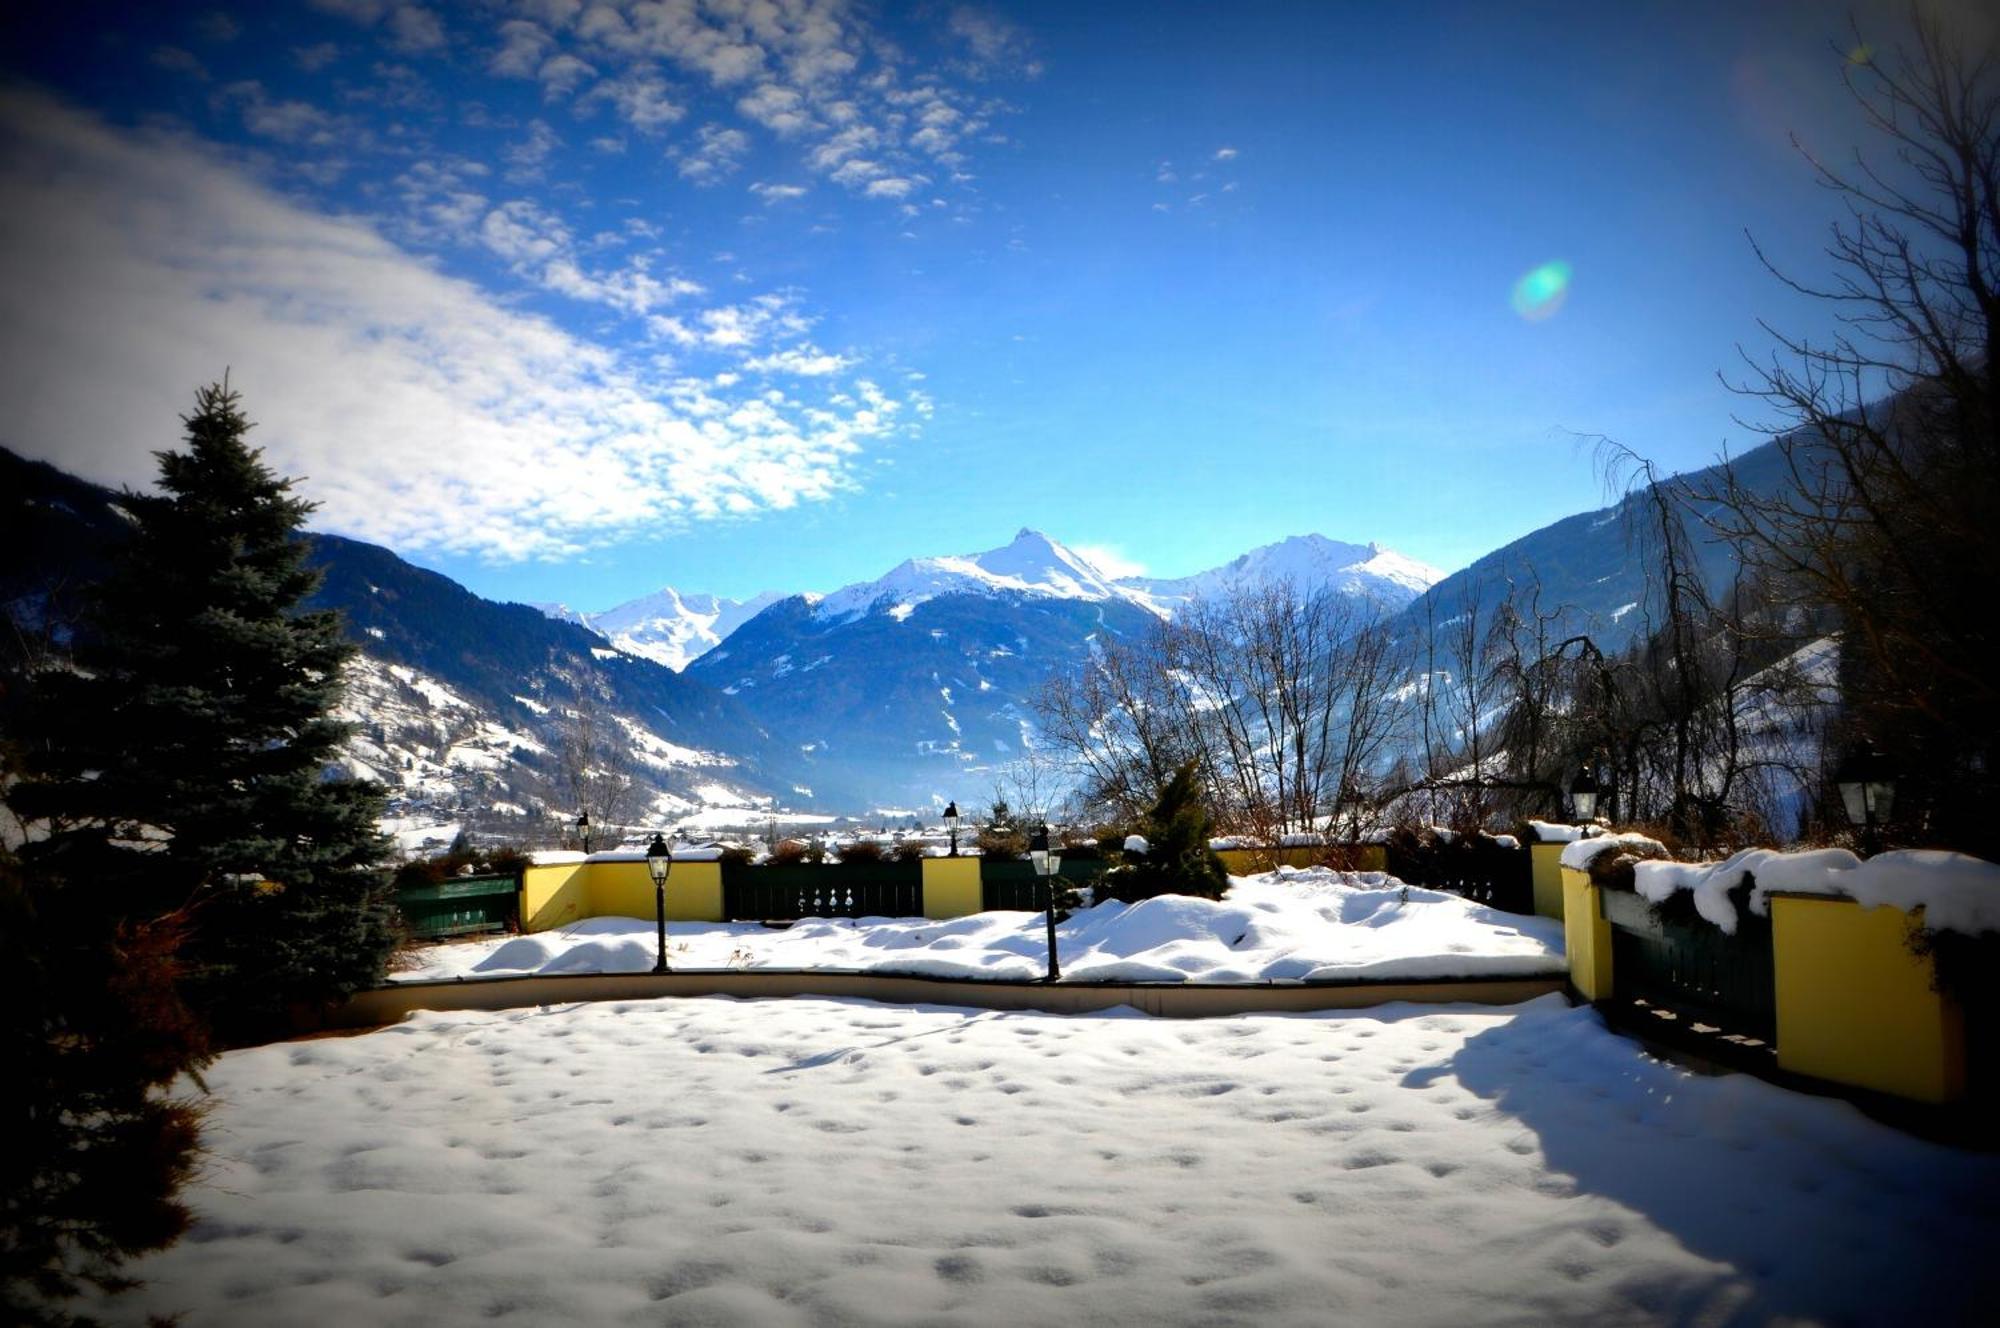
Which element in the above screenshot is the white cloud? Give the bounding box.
[309,0,391,22]
[195,11,241,42]
[1072,544,1147,579]
[392,157,488,241]
[536,53,598,98]
[504,118,561,177]
[749,180,807,203]
[479,198,570,263]
[1213,145,1238,161]
[689,295,809,349]
[582,68,683,132]
[737,82,813,135]
[489,19,552,77]
[477,198,703,315]
[743,345,854,376]
[0,91,915,563]
[387,6,447,53]
[221,81,348,147]
[946,7,1039,78]
[675,123,748,183]
[312,0,446,53]
[293,41,342,71]
[514,0,581,28]
[151,46,208,80]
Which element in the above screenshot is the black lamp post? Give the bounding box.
[576,810,592,854]
[1031,823,1062,982]
[1568,768,1600,823]
[647,832,673,973]
[1833,748,1896,855]
[943,801,960,857]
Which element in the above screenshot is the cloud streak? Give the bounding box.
[0,91,916,564]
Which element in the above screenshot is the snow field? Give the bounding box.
[395,870,1567,985]
[102,995,1998,1326]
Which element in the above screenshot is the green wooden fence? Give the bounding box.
[396,874,519,939]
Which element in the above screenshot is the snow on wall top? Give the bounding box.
[1528,820,1598,844]
[1560,833,1669,871]
[1634,847,2000,937]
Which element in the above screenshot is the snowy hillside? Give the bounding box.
[332,654,769,854]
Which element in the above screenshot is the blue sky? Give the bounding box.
[0,0,1948,608]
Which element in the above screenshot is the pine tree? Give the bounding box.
[14,382,396,1040]
[1102,760,1229,901]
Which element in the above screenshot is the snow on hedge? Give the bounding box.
[1526,820,1596,844]
[396,869,1566,985]
[1634,848,2000,937]
[1559,832,1668,871]
[93,995,2000,1325]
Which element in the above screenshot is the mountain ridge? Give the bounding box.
[544,527,1447,676]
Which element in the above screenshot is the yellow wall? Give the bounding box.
[520,860,724,932]
[1214,844,1387,875]
[921,856,984,918]
[1771,895,1965,1104]
[1530,843,1566,920]
[520,861,587,933]
[583,860,724,923]
[1561,866,1614,1001]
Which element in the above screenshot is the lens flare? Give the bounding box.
[1511,260,1572,321]
[1847,43,1873,66]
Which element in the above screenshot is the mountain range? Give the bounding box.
[4,435,1798,840]
[552,530,1444,674]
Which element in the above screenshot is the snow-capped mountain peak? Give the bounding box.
[1123,533,1444,610]
[813,527,1139,622]
[535,587,786,671]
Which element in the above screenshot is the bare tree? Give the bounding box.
[1032,622,1205,823]
[1407,576,1508,831]
[550,667,643,844]
[1034,581,1405,841]
[1692,10,1999,851]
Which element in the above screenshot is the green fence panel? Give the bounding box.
[397,890,517,938]
[395,874,519,903]
[721,859,923,920]
[1602,885,1777,1042]
[979,857,1104,911]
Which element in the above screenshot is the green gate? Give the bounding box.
[1601,885,1776,1042]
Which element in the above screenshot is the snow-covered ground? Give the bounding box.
[97,994,1997,1325]
[394,870,1567,985]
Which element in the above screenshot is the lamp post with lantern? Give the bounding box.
[576,810,593,854]
[647,832,673,973]
[1568,768,1600,823]
[1833,748,1896,856]
[943,801,960,857]
[1030,823,1062,982]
